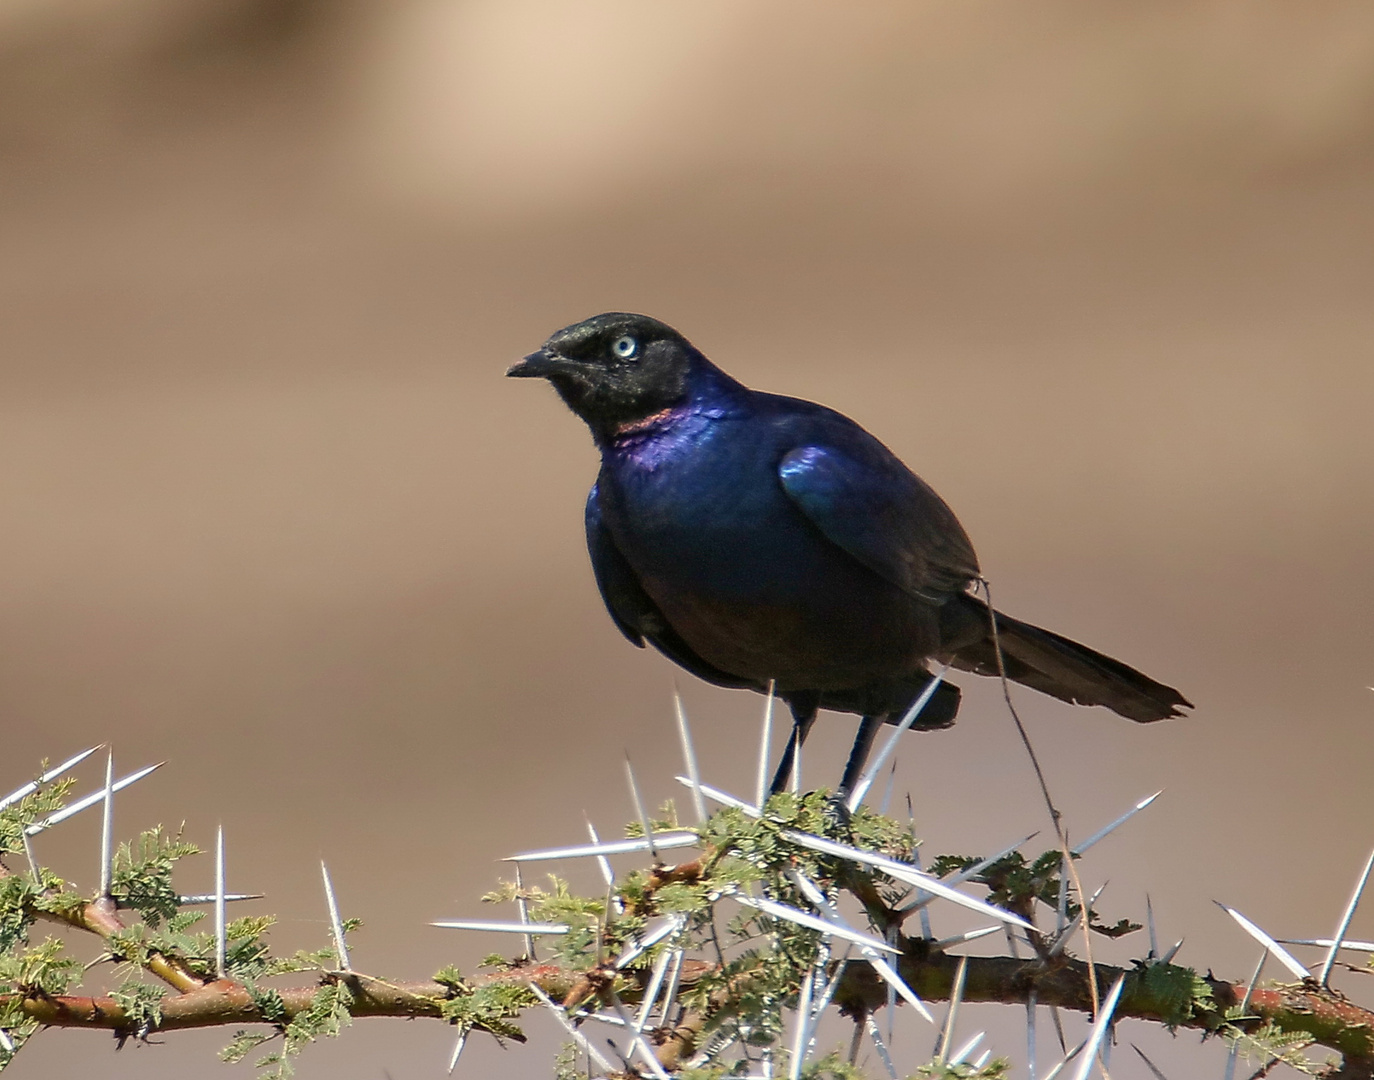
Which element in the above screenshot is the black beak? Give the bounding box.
[506,348,563,379]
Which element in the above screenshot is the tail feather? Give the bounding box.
[947,597,1191,723]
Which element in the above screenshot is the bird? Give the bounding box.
[507,312,1190,798]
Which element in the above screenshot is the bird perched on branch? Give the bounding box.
[508,313,1190,796]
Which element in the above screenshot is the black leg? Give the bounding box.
[837,714,883,801]
[769,696,819,795]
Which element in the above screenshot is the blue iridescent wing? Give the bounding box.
[777,444,979,604]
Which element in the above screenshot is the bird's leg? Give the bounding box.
[836,714,883,803]
[769,696,819,795]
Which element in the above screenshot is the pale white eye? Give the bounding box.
[611,335,638,359]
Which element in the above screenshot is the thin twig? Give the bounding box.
[980,577,1100,1011]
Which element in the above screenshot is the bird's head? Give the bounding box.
[507,313,700,434]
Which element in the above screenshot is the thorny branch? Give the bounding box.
[6,759,1374,1078]
[8,926,1374,1073]
[31,889,206,994]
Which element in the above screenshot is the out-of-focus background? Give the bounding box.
[2,2,1372,1076]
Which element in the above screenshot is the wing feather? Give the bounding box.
[778,444,979,603]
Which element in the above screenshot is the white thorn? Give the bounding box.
[25,762,164,836]
[606,992,670,1079]
[514,864,535,961]
[22,832,40,884]
[214,825,227,979]
[446,1028,467,1075]
[1071,792,1162,856]
[1132,1043,1172,1080]
[685,1029,738,1070]
[636,947,674,1031]
[624,757,659,862]
[788,956,818,1080]
[1240,949,1268,1014]
[672,688,708,825]
[806,949,852,1051]
[948,1030,986,1066]
[934,954,968,1062]
[864,1014,900,1080]
[884,924,897,1047]
[1321,846,1374,986]
[658,948,685,1024]
[615,915,683,969]
[176,892,262,906]
[321,861,351,972]
[675,776,760,817]
[1027,987,1038,1080]
[1069,974,1125,1080]
[1216,903,1309,979]
[1224,946,1269,1080]
[932,925,1001,950]
[910,845,933,940]
[847,668,947,812]
[1047,918,1079,958]
[1049,1004,1067,1054]
[782,830,1035,929]
[1041,1036,1086,1080]
[756,680,775,811]
[431,919,570,934]
[602,1034,637,1075]
[869,951,935,1024]
[733,894,897,954]
[781,873,930,1027]
[878,760,899,817]
[579,1011,629,1028]
[901,832,1039,917]
[1279,936,1374,953]
[0,746,102,811]
[1055,855,1069,935]
[507,832,698,862]
[1146,893,1158,959]
[789,723,803,794]
[98,751,115,898]
[528,983,615,1074]
[584,818,617,890]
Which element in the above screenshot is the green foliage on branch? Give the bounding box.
[0,757,1368,1078]
[110,827,199,927]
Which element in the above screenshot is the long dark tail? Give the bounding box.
[945,596,1191,723]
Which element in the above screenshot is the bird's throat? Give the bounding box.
[609,406,681,437]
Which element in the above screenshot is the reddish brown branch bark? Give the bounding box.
[6,866,1374,1073]
[10,949,1374,1075]
[0,865,207,993]
[7,965,582,1035]
[51,896,207,994]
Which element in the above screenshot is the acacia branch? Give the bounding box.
[880,951,1374,1070]
[7,797,1374,1077]
[10,948,1374,1075]
[33,894,207,994]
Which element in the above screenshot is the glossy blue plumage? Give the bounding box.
[513,311,1189,737]
[587,353,975,716]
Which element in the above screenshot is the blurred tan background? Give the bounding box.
[2,2,1372,1076]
